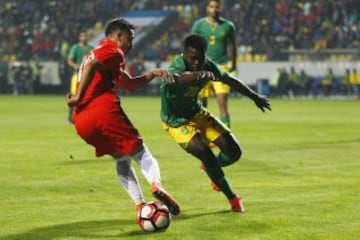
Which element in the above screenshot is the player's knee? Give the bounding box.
[230,145,242,163]
[236,148,242,161]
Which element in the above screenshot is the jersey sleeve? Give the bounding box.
[206,59,227,80]
[168,56,186,74]
[68,45,77,59]
[191,19,201,34]
[227,21,236,40]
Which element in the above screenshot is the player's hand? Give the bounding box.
[198,71,215,81]
[66,93,80,108]
[161,71,176,84]
[148,69,176,84]
[253,94,271,112]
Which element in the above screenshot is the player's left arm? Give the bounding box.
[227,23,237,73]
[224,73,271,112]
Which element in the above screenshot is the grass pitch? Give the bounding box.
[0,95,359,240]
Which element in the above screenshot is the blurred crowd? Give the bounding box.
[226,0,360,60]
[0,0,358,63]
[0,0,359,96]
[269,66,360,99]
[144,0,360,61]
[0,0,134,62]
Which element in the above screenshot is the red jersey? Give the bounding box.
[72,39,143,157]
[75,39,125,113]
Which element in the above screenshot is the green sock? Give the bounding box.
[217,152,235,167]
[204,164,235,199]
[220,116,230,128]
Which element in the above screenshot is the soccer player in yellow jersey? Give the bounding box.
[160,34,271,212]
[191,0,237,127]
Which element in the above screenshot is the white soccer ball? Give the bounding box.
[137,201,171,232]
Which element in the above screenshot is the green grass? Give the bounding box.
[0,95,359,240]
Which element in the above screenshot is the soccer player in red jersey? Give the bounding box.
[66,18,180,218]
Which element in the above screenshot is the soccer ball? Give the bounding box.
[137,201,171,232]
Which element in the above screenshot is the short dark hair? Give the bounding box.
[184,34,208,53]
[104,18,135,37]
[78,30,87,35]
[208,0,221,5]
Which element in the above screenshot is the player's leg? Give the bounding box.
[163,114,243,212]
[186,134,243,212]
[112,153,146,219]
[216,92,230,127]
[213,132,242,167]
[131,144,180,216]
[201,108,241,167]
[213,81,231,127]
[131,144,160,184]
[113,154,145,205]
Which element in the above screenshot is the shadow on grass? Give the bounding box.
[1,210,270,239]
[0,219,152,240]
[176,208,230,220]
[57,158,107,165]
[1,212,225,240]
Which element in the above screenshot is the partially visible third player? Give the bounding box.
[67,30,93,124]
[191,0,237,127]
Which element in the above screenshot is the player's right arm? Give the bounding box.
[67,56,100,107]
[172,71,215,84]
[120,69,175,91]
[223,73,271,112]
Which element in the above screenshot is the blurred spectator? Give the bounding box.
[287,66,301,98]
[350,68,360,99]
[340,68,352,95]
[0,0,358,63]
[277,67,289,97]
[321,67,336,96]
[0,59,9,93]
[298,69,312,97]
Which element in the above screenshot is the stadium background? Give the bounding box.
[0,0,359,97]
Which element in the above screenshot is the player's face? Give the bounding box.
[118,29,134,55]
[79,32,87,43]
[207,1,221,18]
[183,47,205,71]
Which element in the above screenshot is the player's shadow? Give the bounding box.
[173,209,270,234]
[175,208,230,220]
[0,219,159,240]
[58,159,98,165]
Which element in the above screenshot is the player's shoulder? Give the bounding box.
[204,59,226,76]
[219,17,235,27]
[204,58,216,69]
[69,43,79,50]
[169,55,186,73]
[94,41,124,58]
[193,17,207,26]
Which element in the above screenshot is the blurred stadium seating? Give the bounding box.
[0,0,359,96]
